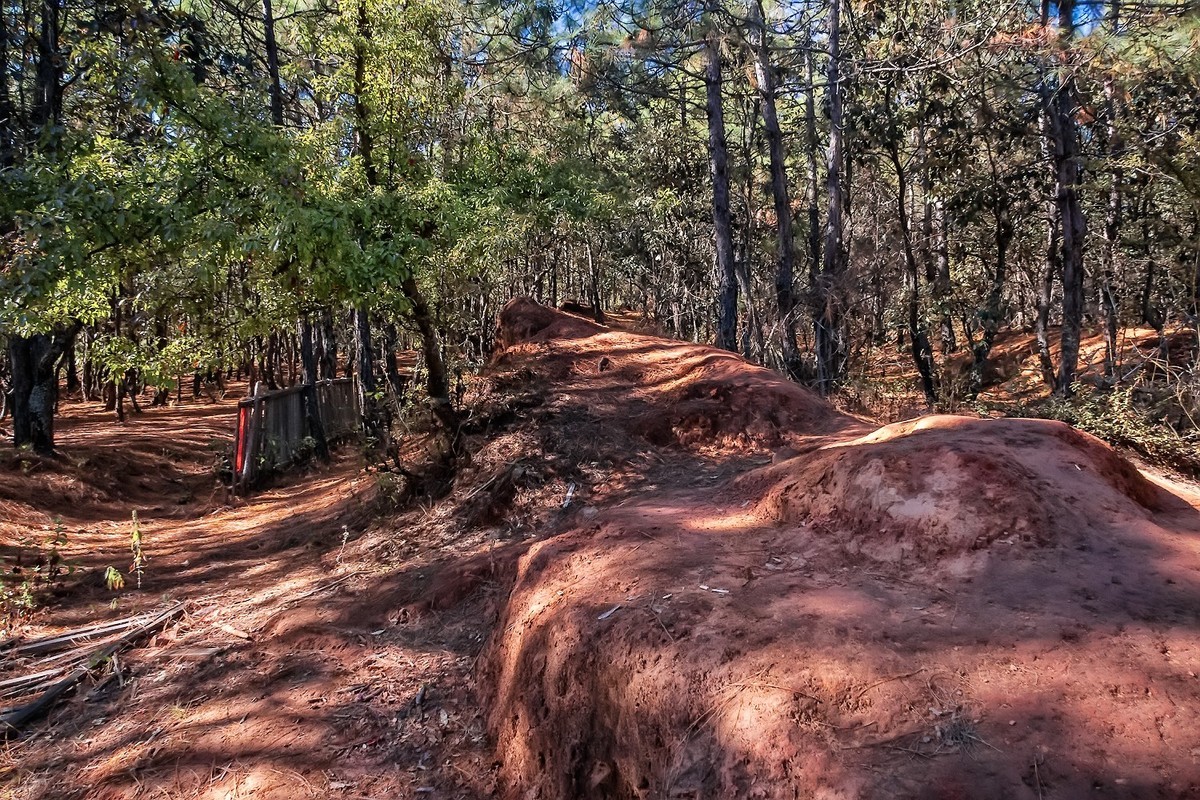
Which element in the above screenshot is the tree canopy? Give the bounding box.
[1,0,1198,455]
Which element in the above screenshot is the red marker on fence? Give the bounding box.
[235,405,249,475]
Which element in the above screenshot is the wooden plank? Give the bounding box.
[0,602,185,737]
[0,666,70,699]
[3,610,167,658]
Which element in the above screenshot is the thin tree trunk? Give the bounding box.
[384,322,404,396]
[803,26,821,360]
[1035,0,1060,392]
[401,276,461,438]
[703,24,738,352]
[354,306,382,440]
[586,240,605,323]
[935,200,955,355]
[815,0,846,393]
[749,0,798,374]
[0,0,15,168]
[1140,196,1156,325]
[1037,206,1060,390]
[1051,0,1087,395]
[737,97,765,363]
[970,206,1014,396]
[887,139,937,403]
[65,341,80,395]
[1190,214,1200,364]
[1099,0,1123,378]
[298,316,330,461]
[81,329,95,402]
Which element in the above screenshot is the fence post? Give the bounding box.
[242,382,266,490]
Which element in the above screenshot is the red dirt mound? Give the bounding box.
[736,415,1175,574]
[480,299,1200,800]
[496,297,856,452]
[496,296,605,350]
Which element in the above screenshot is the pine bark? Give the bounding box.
[1051,0,1087,395]
[815,0,846,394]
[702,25,738,353]
[748,0,799,375]
[9,325,80,456]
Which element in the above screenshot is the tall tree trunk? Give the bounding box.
[320,310,338,380]
[1051,0,1087,396]
[353,0,378,186]
[262,0,285,127]
[65,340,80,395]
[81,328,95,402]
[151,316,171,406]
[1098,0,1123,378]
[1140,191,1156,325]
[934,200,955,355]
[8,0,71,453]
[702,25,738,352]
[9,325,79,456]
[354,306,382,440]
[32,0,62,147]
[815,0,846,394]
[749,0,799,375]
[970,205,1014,396]
[915,120,954,360]
[350,0,457,456]
[384,322,404,396]
[0,0,15,168]
[1190,214,1200,364]
[733,234,762,362]
[1034,0,1060,392]
[586,239,605,323]
[1100,162,1121,378]
[803,26,821,355]
[1036,205,1060,391]
[736,98,765,363]
[401,276,461,438]
[265,333,280,390]
[887,140,937,403]
[298,316,330,461]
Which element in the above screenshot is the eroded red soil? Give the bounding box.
[2,395,494,800]
[482,300,1200,799]
[5,301,1200,800]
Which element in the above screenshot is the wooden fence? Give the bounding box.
[232,378,358,491]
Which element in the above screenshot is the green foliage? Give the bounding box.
[1,518,76,626]
[130,510,146,590]
[1020,385,1200,475]
[103,566,126,592]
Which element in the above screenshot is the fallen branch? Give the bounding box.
[3,610,169,658]
[851,669,927,702]
[292,571,362,602]
[0,602,185,738]
[0,666,72,700]
[216,622,253,641]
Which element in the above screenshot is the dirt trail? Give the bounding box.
[2,397,493,799]
[6,301,1200,800]
[481,299,1200,800]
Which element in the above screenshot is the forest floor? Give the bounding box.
[842,320,1199,426]
[0,394,497,799]
[4,301,1200,799]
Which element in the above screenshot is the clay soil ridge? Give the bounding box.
[481,298,1200,800]
[4,299,1200,800]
